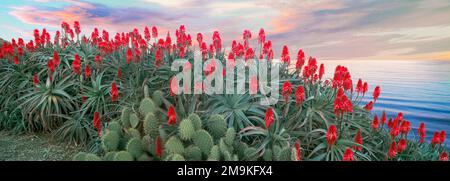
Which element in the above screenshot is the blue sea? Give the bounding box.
[322,60,450,146]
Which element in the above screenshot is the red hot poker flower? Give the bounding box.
[258,28,265,44]
[381,111,387,126]
[418,122,426,143]
[74,21,81,35]
[282,81,292,102]
[296,49,305,71]
[93,112,101,136]
[353,129,363,151]
[156,136,162,157]
[326,125,337,147]
[294,140,301,161]
[110,81,119,102]
[33,73,39,86]
[95,55,102,64]
[363,82,368,94]
[364,101,374,111]
[167,105,177,126]
[400,121,411,136]
[431,132,441,146]
[265,107,275,129]
[295,85,305,106]
[53,51,60,66]
[373,86,381,101]
[343,148,354,161]
[388,141,397,159]
[152,26,158,38]
[281,45,290,65]
[319,63,325,80]
[85,65,91,77]
[126,48,133,64]
[440,152,448,161]
[397,139,407,153]
[372,115,379,131]
[47,59,55,73]
[72,54,81,75]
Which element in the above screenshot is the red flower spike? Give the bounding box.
[72,54,81,75]
[53,51,60,66]
[364,101,374,111]
[388,141,397,159]
[319,63,325,80]
[47,59,55,73]
[440,152,448,161]
[156,136,162,157]
[110,81,119,102]
[397,139,407,153]
[126,48,133,64]
[363,82,368,94]
[295,85,305,106]
[326,125,337,147]
[418,122,426,143]
[372,115,379,131]
[373,86,381,101]
[265,107,275,129]
[167,105,177,126]
[14,56,19,65]
[381,111,387,126]
[258,28,265,44]
[85,65,91,78]
[152,26,158,38]
[281,45,290,64]
[93,112,101,136]
[296,49,305,71]
[294,140,301,161]
[431,132,441,146]
[353,129,363,151]
[95,55,102,64]
[282,81,292,102]
[343,148,354,161]
[74,21,81,35]
[33,73,39,86]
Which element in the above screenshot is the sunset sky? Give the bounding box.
[1,0,450,60]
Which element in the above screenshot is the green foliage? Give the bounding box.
[120,107,131,128]
[73,152,87,161]
[84,153,102,161]
[208,145,221,161]
[143,113,159,138]
[206,115,227,139]
[139,98,156,116]
[129,113,139,129]
[164,136,185,155]
[103,152,117,161]
[108,122,122,133]
[102,131,120,151]
[114,151,134,161]
[185,146,203,161]
[224,128,236,145]
[192,129,214,156]
[126,138,143,158]
[178,118,195,141]
[188,113,202,130]
[171,154,185,161]
[152,90,164,107]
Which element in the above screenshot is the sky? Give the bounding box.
[1,0,450,61]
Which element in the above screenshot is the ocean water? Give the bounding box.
[321,60,450,146]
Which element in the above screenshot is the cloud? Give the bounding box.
[3,0,450,60]
[356,25,450,43]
